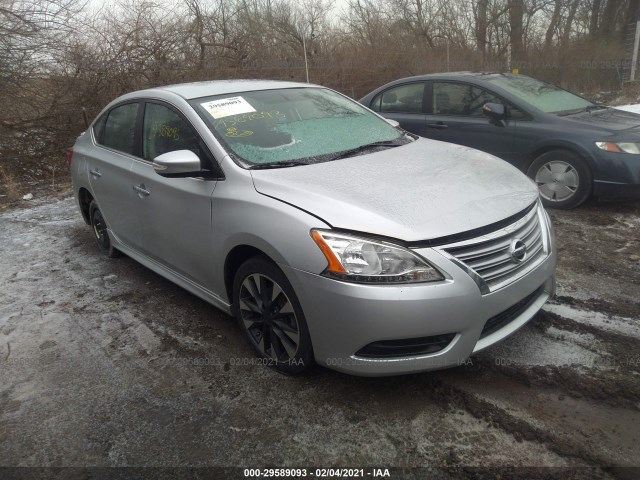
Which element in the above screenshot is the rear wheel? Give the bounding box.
[232,256,314,375]
[527,150,592,209]
[89,200,121,258]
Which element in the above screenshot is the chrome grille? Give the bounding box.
[440,203,550,293]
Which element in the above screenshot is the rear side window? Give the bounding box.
[374,83,425,114]
[94,103,139,155]
[142,103,205,162]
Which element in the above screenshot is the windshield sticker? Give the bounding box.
[201,96,256,119]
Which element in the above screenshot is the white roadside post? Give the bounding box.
[630,21,640,81]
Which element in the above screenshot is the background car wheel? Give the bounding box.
[527,150,592,209]
[232,256,314,375]
[89,200,121,258]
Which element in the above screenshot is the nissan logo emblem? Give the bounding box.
[510,239,527,262]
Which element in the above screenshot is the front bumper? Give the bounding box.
[592,150,640,199]
[283,243,556,376]
[281,203,556,376]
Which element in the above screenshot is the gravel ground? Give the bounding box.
[0,194,639,479]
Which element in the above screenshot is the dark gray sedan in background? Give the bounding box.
[360,72,640,209]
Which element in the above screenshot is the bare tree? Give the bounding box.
[508,0,525,63]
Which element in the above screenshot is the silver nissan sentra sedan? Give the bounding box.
[69,80,556,376]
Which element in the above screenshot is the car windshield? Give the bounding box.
[486,75,594,114]
[189,87,404,167]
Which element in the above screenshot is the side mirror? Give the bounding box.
[153,150,201,177]
[385,118,400,128]
[482,102,506,124]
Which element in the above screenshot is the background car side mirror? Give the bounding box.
[153,150,201,177]
[482,102,506,125]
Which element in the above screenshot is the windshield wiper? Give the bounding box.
[328,140,403,161]
[556,105,608,116]
[249,161,309,170]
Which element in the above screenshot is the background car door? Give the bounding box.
[424,82,518,160]
[86,102,140,248]
[369,82,428,136]
[129,101,218,288]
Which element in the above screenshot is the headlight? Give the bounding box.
[311,230,444,284]
[595,141,640,154]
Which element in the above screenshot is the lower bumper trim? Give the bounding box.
[593,181,640,200]
[355,333,456,359]
[480,285,544,339]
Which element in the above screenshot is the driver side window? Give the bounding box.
[142,103,205,163]
[432,83,502,117]
[432,82,527,119]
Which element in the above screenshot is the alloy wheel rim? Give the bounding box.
[238,273,300,362]
[92,211,109,248]
[535,160,579,202]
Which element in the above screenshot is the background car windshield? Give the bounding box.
[190,88,401,165]
[487,75,593,113]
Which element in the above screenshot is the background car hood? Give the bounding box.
[562,107,640,134]
[250,138,538,242]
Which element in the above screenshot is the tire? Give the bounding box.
[89,200,121,258]
[527,149,592,209]
[232,256,314,375]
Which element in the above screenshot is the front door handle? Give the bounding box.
[133,184,150,196]
[89,169,102,178]
[427,122,448,129]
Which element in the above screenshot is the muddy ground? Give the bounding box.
[0,193,639,479]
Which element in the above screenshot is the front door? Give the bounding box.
[424,82,518,161]
[129,101,218,288]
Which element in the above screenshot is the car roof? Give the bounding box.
[145,79,314,100]
[358,71,519,102]
[385,71,512,83]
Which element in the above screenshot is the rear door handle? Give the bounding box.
[427,122,448,129]
[133,184,150,196]
[89,169,102,178]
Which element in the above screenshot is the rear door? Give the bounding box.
[129,100,218,288]
[424,81,518,160]
[368,82,428,136]
[87,102,140,248]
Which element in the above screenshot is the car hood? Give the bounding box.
[250,138,539,242]
[561,107,640,134]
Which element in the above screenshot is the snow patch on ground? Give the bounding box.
[543,303,640,340]
[485,325,605,369]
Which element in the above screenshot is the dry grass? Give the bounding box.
[0,164,22,203]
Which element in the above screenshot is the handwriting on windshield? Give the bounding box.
[215,110,286,129]
[225,127,253,137]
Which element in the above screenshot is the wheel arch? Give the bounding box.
[526,141,597,173]
[78,187,94,225]
[223,244,275,304]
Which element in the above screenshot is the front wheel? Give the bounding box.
[527,150,592,209]
[232,256,314,375]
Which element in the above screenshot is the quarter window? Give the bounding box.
[375,83,425,114]
[142,103,204,162]
[96,103,139,155]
